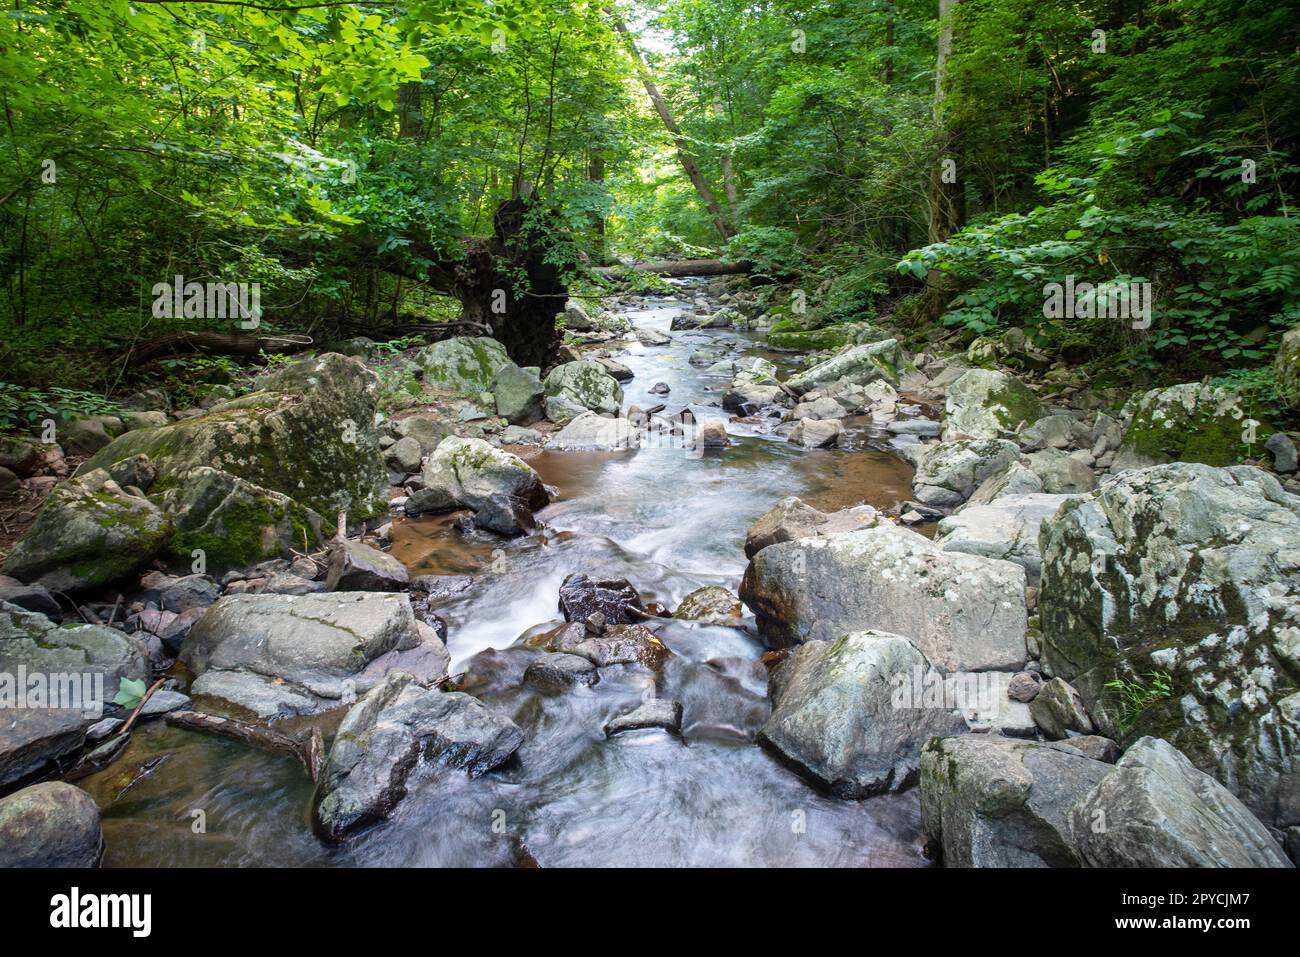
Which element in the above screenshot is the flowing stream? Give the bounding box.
[81,279,930,867]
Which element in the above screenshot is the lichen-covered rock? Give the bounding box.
[1029,676,1096,739]
[785,339,901,395]
[1018,412,1090,450]
[416,336,511,396]
[1038,463,1300,838]
[744,496,878,558]
[161,467,323,576]
[0,602,149,787]
[79,353,389,523]
[760,632,967,797]
[911,439,1023,509]
[543,360,623,415]
[406,436,549,536]
[312,672,522,841]
[942,369,1042,441]
[180,592,426,718]
[920,734,1112,867]
[1114,382,1266,468]
[740,524,1028,671]
[935,493,1075,585]
[1027,448,1097,493]
[491,363,545,424]
[0,782,103,867]
[1070,737,1291,868]
[545,411,641,451]
[1,469,168,591]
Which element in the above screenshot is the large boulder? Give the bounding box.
[1038,463,1300,839]
[160,467,323,576]
[920,734,1112,867]
[942,369,1042,441]
[179,592,428,718]
[759,632,966,797]
[545,411,641,451]
[1,469,168,591]
[1113,382,1264,468]
[910,439,1023,509]
[79,353,389,523]
[740,524,1028,671]
[1071,737,1291,868]
[935,493,1075,585]
[312,672,523,841]
[785,339,902,395]
[491,363,545,424]
[0,782,103,867]
[0,602,149,787]
[406,436,549,536]
[416,336,511,396]
[326,540,409,592]
[542,361,623,415]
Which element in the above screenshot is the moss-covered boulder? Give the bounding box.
[406,436,549,535]
[416,336,511,396]
[160,467,324,576]
[942,368,1042,441]
[1,469,168,591]
[542,360,622,415]
[1114,381,1268,468]
[79,353,389,523]
[766,319,856,351]
[785,339,901,395]
[1038,463,1300,842]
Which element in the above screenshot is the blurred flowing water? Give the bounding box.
[84,279,930,867]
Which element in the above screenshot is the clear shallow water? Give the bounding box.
[84,279,929,868]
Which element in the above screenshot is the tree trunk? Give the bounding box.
[927,0,966,245]
[610,15,734,242]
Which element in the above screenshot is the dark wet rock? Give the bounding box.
[326,540,410,592]
[159,574,221,612]
[0,602,149,788]
[1051,734,1119,763]
[605,699,683,737]
[759,631,966,797]
[180,592,425,718]
[558,573,644,625]
[563,623,669,669]
[312,672,523,841]
[1038,462,1300,836]
[1029,677,1096,740]
[0,782,103,868]
[524,652,599,692]
[740,523,1027,671]
[920,734,1112,867]
[0,577,61,621]
[1,469,168,592]
[1071,737,1291,867]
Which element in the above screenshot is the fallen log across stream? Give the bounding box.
[592,258,751,278]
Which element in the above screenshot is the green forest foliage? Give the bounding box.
[1,0,1297,411]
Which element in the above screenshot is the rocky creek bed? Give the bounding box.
[0,277,1296,868]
